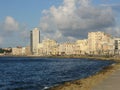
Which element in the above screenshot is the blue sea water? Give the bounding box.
[0,57,114,90]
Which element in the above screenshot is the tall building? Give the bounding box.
[88,31,114,55]
[114,38,120,54]
[30,28,40,55]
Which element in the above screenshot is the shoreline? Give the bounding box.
[47,59,120,90]
[0,55,120,90]
[0,54,118,59]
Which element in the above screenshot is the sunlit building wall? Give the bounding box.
[114,38,120,55]
[37,39,58,56]
[75,39,88,55]
[30,28,40,55]
[88,31,114,55]
[58,42,75,55]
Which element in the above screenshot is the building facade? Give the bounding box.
[30,28,40,55]
[114,38,120,55]
[75,39,88,55]
[12,47,26,56]
[88,31,114,55]
[58,42,75,55]
[37,39,58,56]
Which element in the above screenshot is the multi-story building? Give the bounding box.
[37,39,58,56]
[37,43,44,56]
[75,39,88,55]
[88,31,114,55]
[58,42,75,55]
[25,46,32,55]
[12,47,26,55]
[30,28,40,55]
[114,38,120,55]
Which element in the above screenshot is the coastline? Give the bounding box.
[47,58,120,90]
[0,55,120,90]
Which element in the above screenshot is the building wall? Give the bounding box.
[114,38,120,54]
[58,42,75,55]
[88,31,114,55]
[75,39,88,55]
[30,28,40,55]
[12,47,23,55]
[25,46,32,55]
[37,39,58,56]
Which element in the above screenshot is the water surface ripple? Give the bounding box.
[0,57,114,90]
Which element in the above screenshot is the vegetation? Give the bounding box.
[0,48,12,54]
[0,48,4,53]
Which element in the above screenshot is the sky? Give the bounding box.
[0,0,120,48]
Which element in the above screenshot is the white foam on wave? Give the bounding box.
[42,86,49,90]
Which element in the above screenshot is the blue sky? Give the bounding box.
[0,0,62,28]
[0,0,120,48]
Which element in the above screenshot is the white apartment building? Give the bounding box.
[37,39,58,56]
[88,31,114,55]
[75,39,88,55]
[114,38,120,54]
[58,42,75,55]
[30,28,40,55]
[12,47,26,55]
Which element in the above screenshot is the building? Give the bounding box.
[37,43,44,56]
[75,39,88,55]
[88,31,114,55]
[114,38,120,55]
[25,46,32,55]
[58,42,75,55]
[37,39,58,56]
[30,28,40,55]
[12,47,26,56]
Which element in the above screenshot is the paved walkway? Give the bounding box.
[92,69,120,90]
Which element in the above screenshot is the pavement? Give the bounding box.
[92,69,120,90]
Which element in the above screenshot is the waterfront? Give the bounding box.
[0,57,114,90]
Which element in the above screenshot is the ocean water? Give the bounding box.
[0,57,114,90]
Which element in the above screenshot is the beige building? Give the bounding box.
[30,28,40,55]
[12,47,26,56]
[37,43,44,56]
[114,38,120,55]
[75,39,88,55]
[88,31,114,55]
[37,39,58,56]
[58,42,75,55]
[25,46,32,55]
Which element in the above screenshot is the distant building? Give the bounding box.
[75,39,88,55]
[58,42,75,55]
[114,38,120,55]
[37,39,58,56]
[25,46,32,55]
[30,28,40,55]
[88,31,114,55]
[12,47,26,56]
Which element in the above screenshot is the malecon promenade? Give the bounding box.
[92,65,120,90]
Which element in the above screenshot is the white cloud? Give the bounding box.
[101,4,120,12]
[3,16,19,31]
[0,16,29,47]
[21,31,29,38]
[39,0,116,42]
[105,27,120,37]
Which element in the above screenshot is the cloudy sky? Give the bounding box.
[0,0,120,47]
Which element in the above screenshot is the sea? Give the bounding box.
[0,57,115,90]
